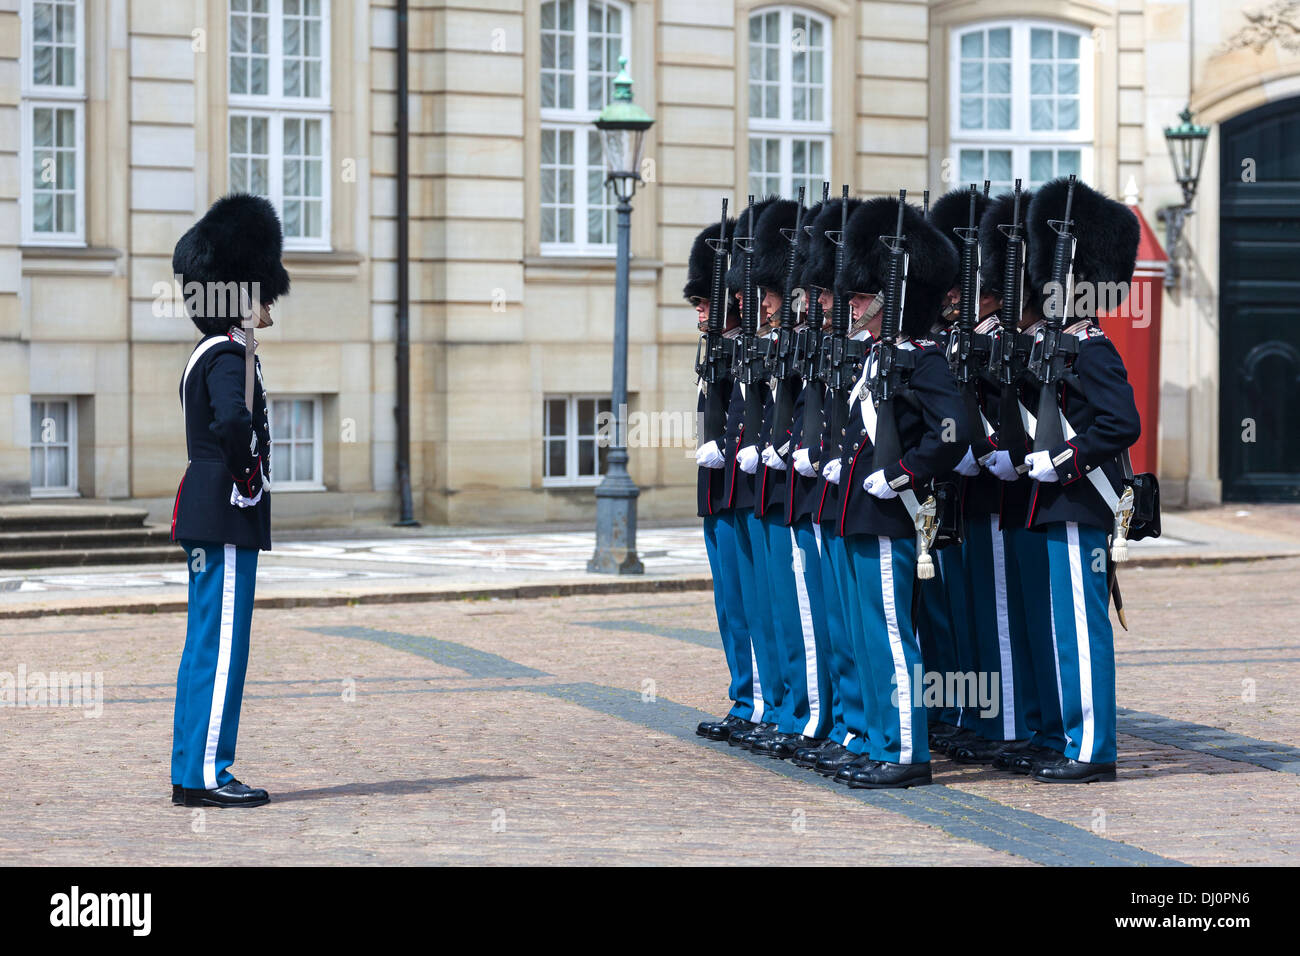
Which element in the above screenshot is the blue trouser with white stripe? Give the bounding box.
[963,513,1032,741]
[703,512,758,720]
[1045,521,1116,764]
[825,530,872,754]
[733,512,781,725]
[914,550,962,730]
[815,527,866,751]
[1006,526,1065,752]
[761,516,834,739]
[173,540,258,791]
[846,534,929,765]
[936,543,978,728]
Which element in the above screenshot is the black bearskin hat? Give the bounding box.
[748,199,803,292]
[173,193,291,335]
[929,187,992,272]
[800,198,862,293]
[1027,177,1139,320]
[791,200,824,291]
[843,196,959,338]
[725,196,778,294]
[978,188,1035,302]
[682,217,734,302]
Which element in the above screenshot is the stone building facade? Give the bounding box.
[1,0,1297,528]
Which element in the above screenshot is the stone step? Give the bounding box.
[0,545,185,570]
[0,526,174,552]
[0,503,151,533]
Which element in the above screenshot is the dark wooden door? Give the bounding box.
[1219,97,1300,500]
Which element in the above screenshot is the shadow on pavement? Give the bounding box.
[270,775,530,803]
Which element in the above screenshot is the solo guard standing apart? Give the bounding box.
[168,193,289,808]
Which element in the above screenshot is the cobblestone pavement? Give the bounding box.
[2,556,1298,865]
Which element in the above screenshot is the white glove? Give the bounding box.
[981,449,1020,482]
[1025,450,1059,482]
[954,446,980,476]
[863,469,899,499]
[695,440,725,469]
[793,447,817,477]
[821,458,841,485]
[737,445,760,474]
[761,445,787,471]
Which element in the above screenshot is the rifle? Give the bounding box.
[732,195,766,452]
[1027,174,1078,461]
[986,179,1030,470]
[766,186,806,463]
[983,179,991,199]
[867,191,939,579]
[694,197,731,445]
[820,187,865,466]
[950,184,993,448]
[795,182,830,462]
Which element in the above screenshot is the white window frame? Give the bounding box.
[29,396,78,498]
[746,6,832,200]
[538,0,630,257]
[270,395,325,491]
[948,20,1094,190]
[227,0,332,252]
[20,0,86,246]
[542,394,612,488]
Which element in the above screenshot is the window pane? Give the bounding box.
[274,399,290,438]
[961,62,983,95]
[1057,149,1081,177]
[294,400,313,439]
[578,398,596,435]
[547,439,566,478]
[33,192,54,232]
[1058,97,1079,130]
[988,150,1012,183]
[1058,63,1079,95]
[33,46,54,86]
[293,443,313,480]
[1031,28,1052,59]
[988,61,1010,95]
[1031,63,1053,95]
[961,31,982,58]
[1058,32,1080,59]
[1028,150,1052,186]
[46,447,68,487]
[546,398,566,436]
[1031,99,1053,131]
[577,438,596,476]
[988,28,1010,59]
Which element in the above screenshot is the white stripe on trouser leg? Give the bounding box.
[1065,522,1095,762]
[203,544,238,790]
[879,536,913,764]
[791,527,821,737]
[749,641,765,724]
[1047,567,1065,723]
[990,516,1016,739]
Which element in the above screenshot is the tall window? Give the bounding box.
[949,21,1092,195]
[539,0,628,255]
[228,0,331,250]
[543,395,611,486]
[747,7,830,200]
[20,0,85,245]
[30,397,77,496]
[271,396,323,489]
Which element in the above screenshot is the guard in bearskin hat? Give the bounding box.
[740,198,836,761]
[831,195,965,789]
[787,195,874,780]
[716,197,791,753]
[687,215,765,745]
[969,188,1069,776]
[167,193,289,808]
[1019,177,1141,783]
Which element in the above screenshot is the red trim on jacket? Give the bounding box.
[170,471,187,541]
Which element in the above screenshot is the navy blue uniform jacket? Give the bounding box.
[837,339,967,540]
[722,379,768,513]
[696,376,734,518]
[1026,326,1141,532]
[171,332,272,551]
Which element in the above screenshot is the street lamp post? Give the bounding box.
[1157,105,1210,288]
[588,57,653,575]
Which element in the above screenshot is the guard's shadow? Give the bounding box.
[271,774,529,803]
